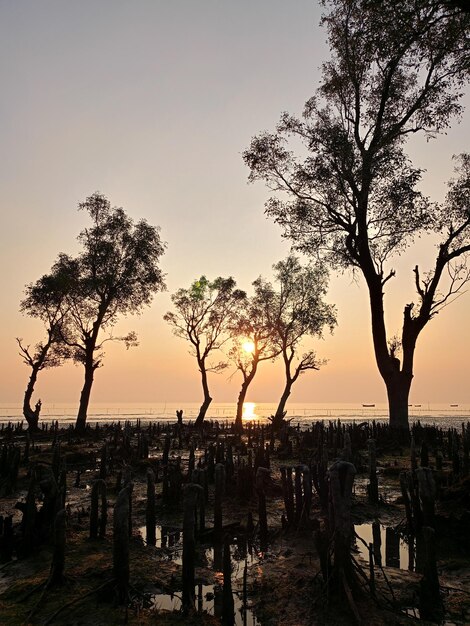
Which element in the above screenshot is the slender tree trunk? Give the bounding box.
[274,379,293,429]
[23,365,41,431]
[76,356,95,432]
[195,361,212,428]
[234,359,258,431]
[235,380,249,432]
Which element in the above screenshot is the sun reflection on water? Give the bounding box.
[242,402,256,420]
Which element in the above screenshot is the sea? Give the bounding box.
[0,402,469,430]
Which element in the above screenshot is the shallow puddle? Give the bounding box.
[140,524,262,623]
[152,584,260,625]
[354,522,414,571]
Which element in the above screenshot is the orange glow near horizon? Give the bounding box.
[242,402,256,420]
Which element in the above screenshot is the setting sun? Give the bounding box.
[242,402,256,420]
[242,340,255,353]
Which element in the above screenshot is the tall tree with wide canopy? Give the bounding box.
[257,256,337,430]
[58,193,166,432]
[164,276,246,427]
[17,257,74,431]
[244,0,470,429]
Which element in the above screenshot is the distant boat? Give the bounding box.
[414,404,421,407]
[362,404,375,407]
[450,404,459,407]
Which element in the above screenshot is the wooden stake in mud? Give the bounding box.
[89,479,107,540]
[372,521,382,567]
[49,509,66,586]
[328,460,356,586]
[367,439,379,504]
[182,483,202,612]
[123,467,134,538]
[419,526,443,622]
[280,466,295,527]
[146,469,156,545]
[342,431,352,463]
[400,472,414,532]
[222,534,235,625]
[302,465,312,520]
[416,467,436,528]
[385,527,400,568]
[214,463,225,536]
[410,436,418,472]
[113,485,131,604]
[21,472,37,555]
[256,467,270,545]
[294,465,304,524]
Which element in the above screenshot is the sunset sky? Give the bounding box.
[1,0,469,410]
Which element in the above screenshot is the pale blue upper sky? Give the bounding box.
[1,1,468,407]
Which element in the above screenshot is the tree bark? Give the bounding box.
[366,277,416,430]
[195,361,212,428]
[23,365,42,431]
[235,381,249,431]
[76,363,95,432]
[234,361,258,431]
[385,374,412,430]
[273,379,293,430]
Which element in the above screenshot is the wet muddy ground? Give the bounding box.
[0,421,469,625]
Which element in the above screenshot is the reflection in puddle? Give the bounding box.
[355,522,414,571]
[138,525,260,573]
[152,584,260,625]
[139,524,261,624]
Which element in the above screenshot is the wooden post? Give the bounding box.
[416,467,436,528]
[256,467,270,545]
[368,543,375,596]
[419,526,443,622]
[385,527,400,568]
[342,432,352,462]
[90,479,107,539]
[368,439,379,504]
[123,468,134,538]
[113,485,130,604]
[182,483,202,612]
[400,472,414,532]
[49,509,66,586]
[328,460,356,585]
[146,469,156,545]
[294,465,304,524]
[372,521,382,567]
[410,436,418,472]
[222,535,235,625]
[302,464,312,520]
[214,463,225,536]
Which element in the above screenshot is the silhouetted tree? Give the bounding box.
[17,258,73,430]
[164,276,246,427]
[57,193,166,432]
[257,256,337,430]
[229,285,280,431]
[244,0,470,429]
